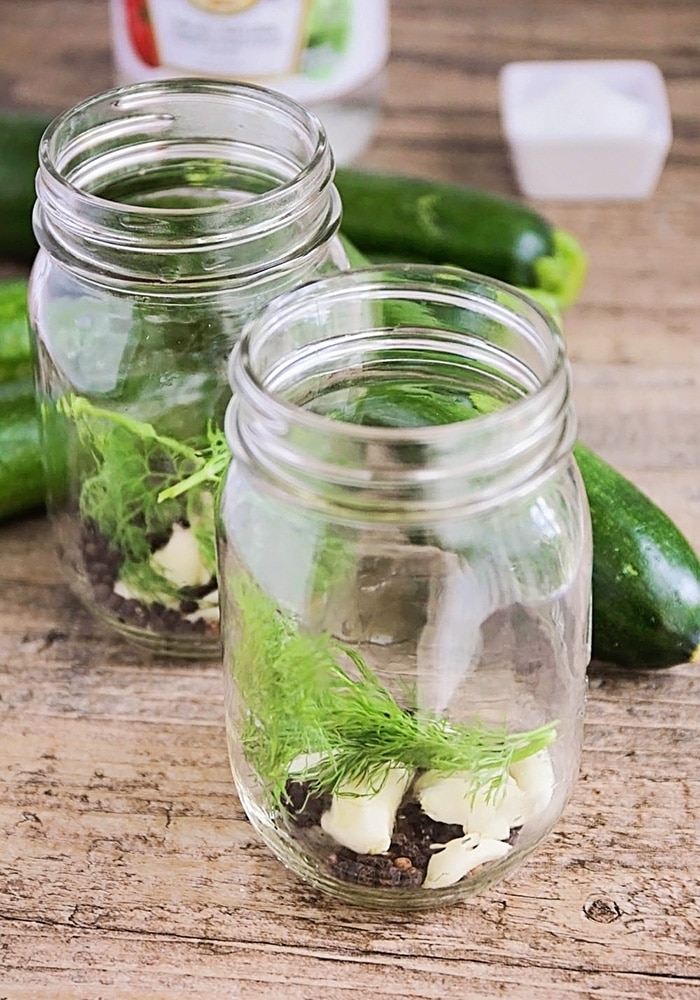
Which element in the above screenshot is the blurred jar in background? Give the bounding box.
[109,0,390,164]
[30,79,348,658]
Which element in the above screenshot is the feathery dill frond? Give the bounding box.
[58,393,220,596]
[229,575,557,807]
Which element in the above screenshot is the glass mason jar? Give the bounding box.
[29,79,347,658]
[219,266,592,909]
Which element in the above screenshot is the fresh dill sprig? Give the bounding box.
[59,394,220,597]
[310,649,555,800]
[229,574,557,807]
[157,423,231,503]
[232,574,337,805]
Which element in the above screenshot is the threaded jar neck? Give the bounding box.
[34,80,340,285]
[226,266,576,520]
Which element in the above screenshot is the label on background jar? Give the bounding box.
[110,0,390,105]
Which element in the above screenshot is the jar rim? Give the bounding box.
[34,79,339,280]
[230,264,568,442]
[226,265,576,514]
[39,78,331,223]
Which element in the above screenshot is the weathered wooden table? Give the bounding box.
[1,2,699,997]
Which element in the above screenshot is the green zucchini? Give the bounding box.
[335,167,587,309]
[0,111,587,313]
[0,111,48,263]
[574,443,700,669]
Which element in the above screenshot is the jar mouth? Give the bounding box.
[227,265,576,514]
[34,79,338,280]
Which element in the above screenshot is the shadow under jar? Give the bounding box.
[220,265,592,909]
[29,79,347,658]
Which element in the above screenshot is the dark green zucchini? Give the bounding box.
[574,443,700,668]
[0,111,48,263]
[335,167,587,309]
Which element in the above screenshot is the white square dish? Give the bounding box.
[499,60,673,200]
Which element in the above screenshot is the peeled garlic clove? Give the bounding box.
[150,523,212,589]
[321,767,411,855]
[509,749,556,820]
[415,771,473,826]
[463,776,527,839]
[416,771,527,840]
[113,578,138,601]
[423,834,511,890]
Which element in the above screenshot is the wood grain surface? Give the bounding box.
[1,2,699,997]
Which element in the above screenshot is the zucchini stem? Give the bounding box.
[533,229,588,309]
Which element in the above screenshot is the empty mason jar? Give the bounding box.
[219,265,592,908]
[29,79,347,658]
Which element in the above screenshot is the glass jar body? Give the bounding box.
[29,80,347,658]
[219,267,592,908]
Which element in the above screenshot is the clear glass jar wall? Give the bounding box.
[29,79,347,658]
[220,266,592,909]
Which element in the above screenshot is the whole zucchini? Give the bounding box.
[574,443,700,668]
[312,369,700,669]
[335,168,587,309]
